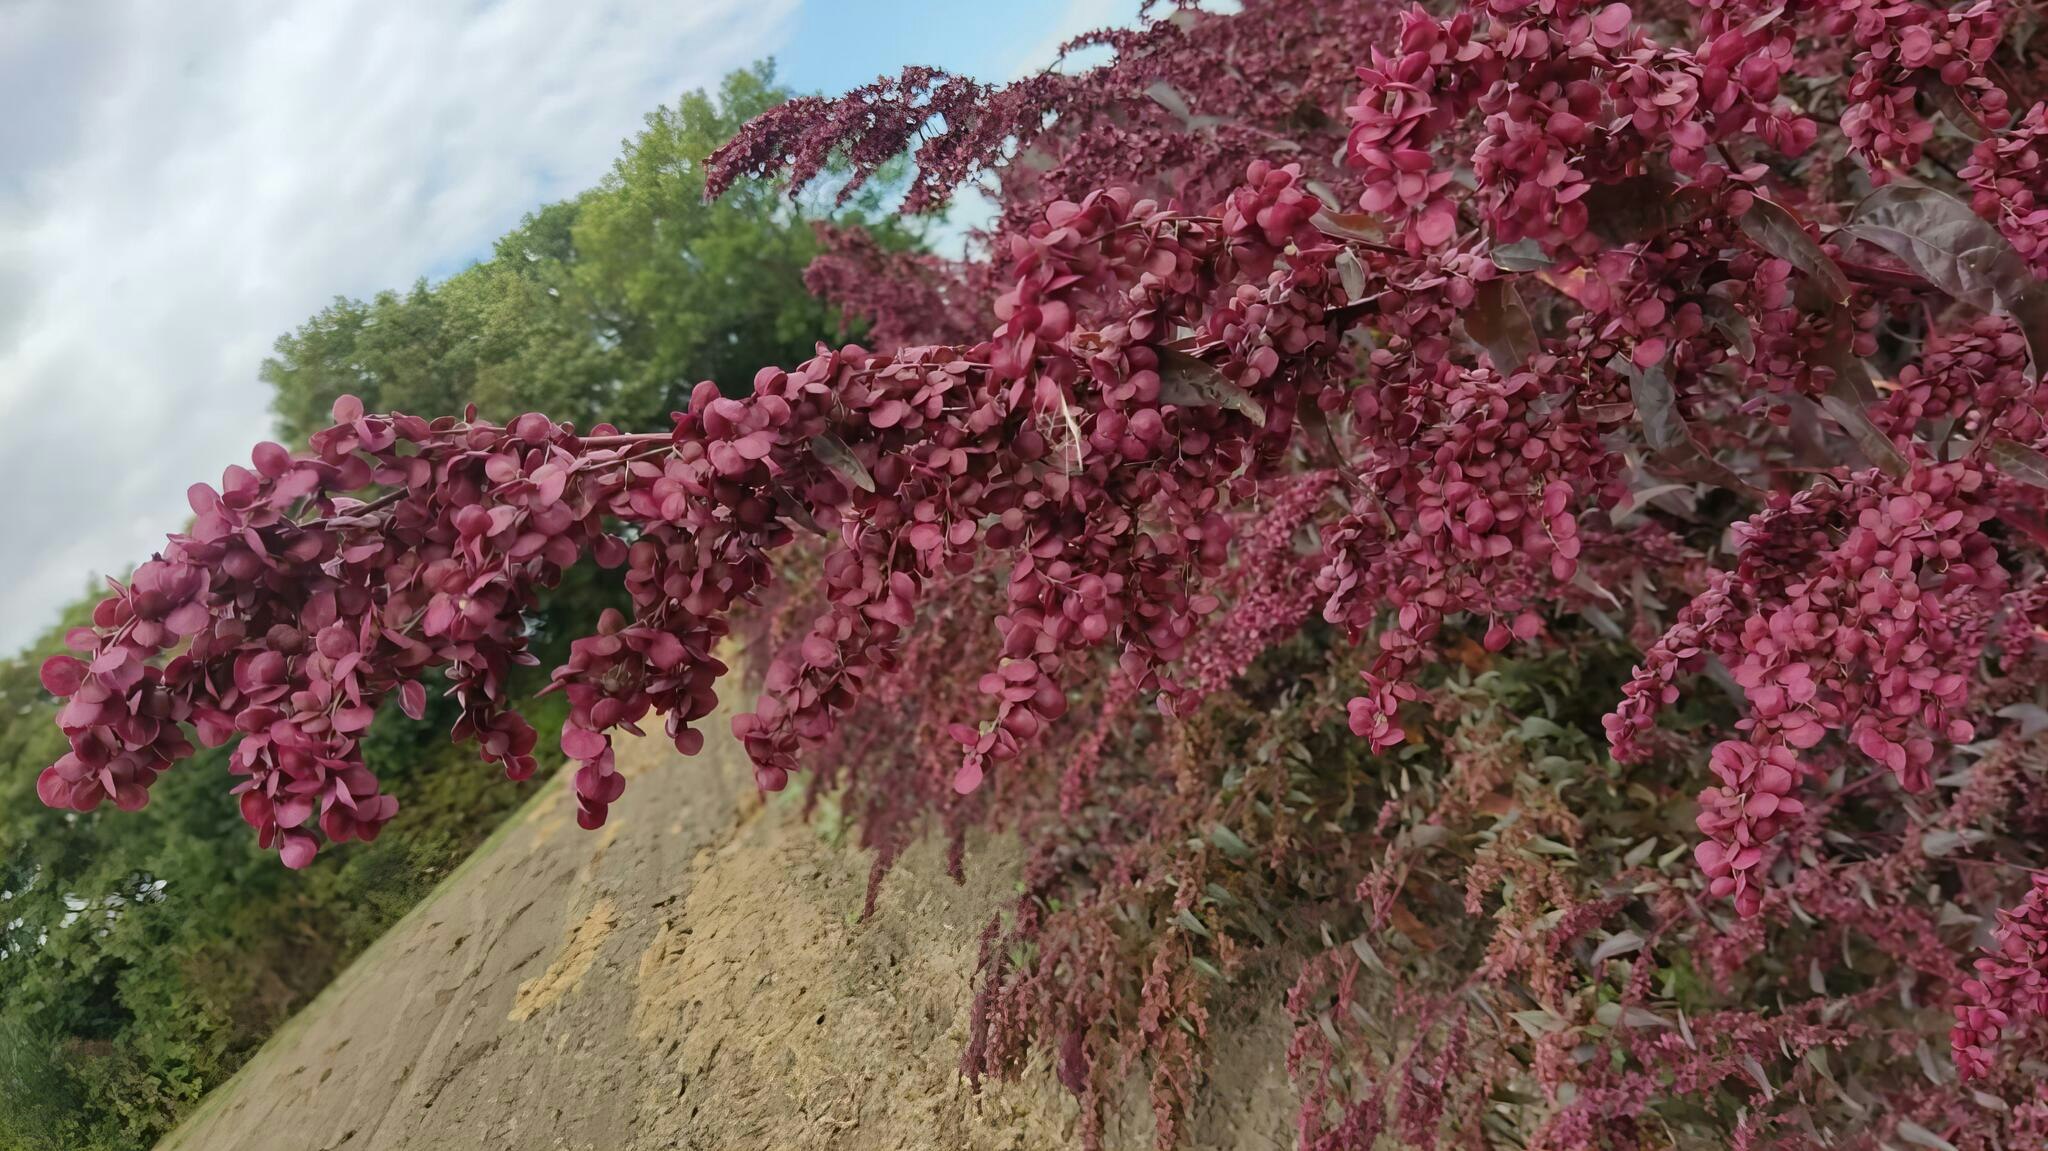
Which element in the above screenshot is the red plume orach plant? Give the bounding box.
[39,0,2048,1144]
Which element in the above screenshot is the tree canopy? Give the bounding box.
[264,64,910,442]
[0,60,906,1151]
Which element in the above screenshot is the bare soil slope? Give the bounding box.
[156,695,1292,1151]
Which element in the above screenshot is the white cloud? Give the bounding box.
[1002,0,1143,79]
[0,0,794,654]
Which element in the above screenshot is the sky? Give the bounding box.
[0,0,1137,656]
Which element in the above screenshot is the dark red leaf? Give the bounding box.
[1819,372,1909,479]
[1740,196,1851,306]
[1845,182,2048,378]
[39,655,87,697]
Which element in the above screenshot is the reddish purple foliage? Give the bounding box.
[801,222,994,352]
[1955,871,2048,1079]
[44,0,2048,1144]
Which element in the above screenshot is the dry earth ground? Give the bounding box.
[156,689,1294,1151]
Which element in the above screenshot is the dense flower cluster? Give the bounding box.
[1879,315,2035,437]
[707,0,1401,235]
[1610,463,2007,914]
[1964,102,2048,272]
[46,0,2048,1144]
[1347,0,1811,254]
[1827,0,2009,169]
[1170,468,1339,708]
[1320,347,1622,750]
[1954,871,2048,1080]
[800,223,992,352]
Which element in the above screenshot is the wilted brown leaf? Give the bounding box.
[810,433,876,492]
[1311,207,1386,243]
[1156,346,1268,427]
[1465,279,1538,373]
[1581,177,1713,246]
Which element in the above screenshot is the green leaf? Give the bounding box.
[1629,361,1688,455]
[1896,1120,1960,1151]
[1590,930,1646,964]
[1580,177,1713,246]
[1845,182,2048,378]
[1700,296,1755,361]
[1919,78,1989,141]
[1408,823,1451,848]
[1172,907,1213,938]
[1846,183,2024,316]
[1207,824,1253,860]
[1334,249,1369,300]
[773,483,825,536]
[1594,1001,1673,1029]
[1921,828,1985,858]
[1490,238,1553,271]
[1997,701,2048,737]
[1611,355,1760,494]
[1510,1009,1565,1038]
[1143,81,1228,133]
[1739,1053,1775,1100]
[1920,829,1965,858]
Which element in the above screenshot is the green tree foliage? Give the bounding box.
[0,601,562,1151]
[264,64,908,442]
[0,62,904,1151]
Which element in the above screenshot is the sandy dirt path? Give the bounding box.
[155,692,1293,1151]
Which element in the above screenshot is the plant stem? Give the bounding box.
[580,432,677,447]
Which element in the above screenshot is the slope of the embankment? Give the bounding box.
[156,690,1293,1151]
